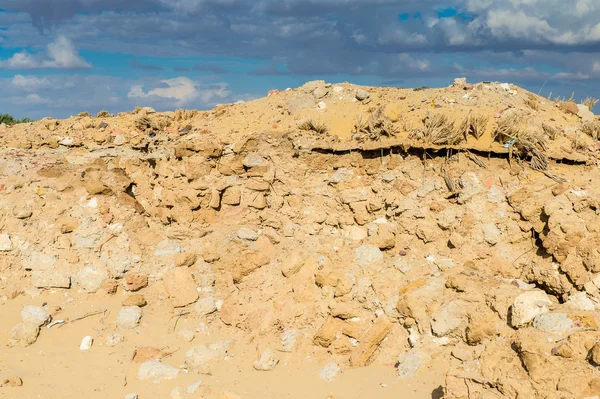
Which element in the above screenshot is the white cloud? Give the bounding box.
[0,36,91,70]
[128,77,230,105]
[13,93,51,105]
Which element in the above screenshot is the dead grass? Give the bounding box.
[525,94,540,111]
[422,113,463,145]
[174,109,198,121]
[97,110,113,118]
[135,115,171,132]
[459,114,489,140]
[542,123,560,140]
[582,121,600,140]
[583,97,599,112]
[353,107,398,140]
[298,118,328,134]
[77,112,91,118]
[494,112,549,170]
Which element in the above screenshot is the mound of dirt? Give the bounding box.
[1,80,600,398]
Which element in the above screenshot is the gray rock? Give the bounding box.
[329,168,353,184]
[481,224,501,246]
[253,349,279,371]
[577,103,594,123]
[532,313,578,336]
[396,350,431,378]
[21,305,50,327]
[319,362,340,382]
[453,77,467,87]
[356,89,370,101]
[184,340,234,374]
[117,306,142,329]
[8,323,40,347]
[242,153,267,168]
[31,269,71,289]
[313,87,330,99]
[125,394,138,399]
[340,188,369,204]
[154,240,181,256]
[105,333,125,347]
[354,245,383,267]
[237,228,259,241]
[137,360,179,381]
[430,301,467,337]
[21,251,57,271]
[566,292,595,311]
[75,265,108,293]
[186,381,203,394]
[193,296,217,317]
[281,329,297,352]
[457,172,482,204]
[510,290,552,328]
[0,234,12,251]
[141,106,156,114]
[74,228,103,249]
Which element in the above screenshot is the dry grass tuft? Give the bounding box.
[584,97,599,112]
[459,114,489,140]
[298,118,328,134]
[525,94,540,111]
[582,120,600,140]
[422,113,463,145]
[353,107,398,140]
[77,112,91,118]
[494,112,549,170]
[96,110,113,118]
[174,109,198,121]
[135,115,171,132]
[542,123,560,140]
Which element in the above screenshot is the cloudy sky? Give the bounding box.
[1,0,600,119]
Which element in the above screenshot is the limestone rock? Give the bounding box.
[174,251,197,267]
[253,349,279,371]
[510,291,553,328]
[75,265,108,293]
[31,269,71,289]
[354,245,383,267]
[8,323,40,347]
[137,360,180,381]
[349,317,393,367]
[123,272,148,292]
[184,340,234,374]
[21,305,50,327]
[396,350,431,378]
[123,294,147,307]
[163,268,199,307]
[0,234,13,251]
[117,306,142,329]
[319,362,340,382]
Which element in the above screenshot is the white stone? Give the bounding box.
[184,340,234,374]
[237,228,259,241]
[194,296,217,317]
[354,245,383,267]
[80,336,94,350]
[329,168,353,184]
[0,234,12,251]
[253,349,279,371]
[567,292,595,311]
[125,394,138,399]
[117,306,142,329]
[75,265,108,293]
[510,291,553,328]
[178,328,195,342]
[31,269,71,289]
[481,224,501,246]
[154,240,181,256]
[319,362,340,382]
[242,153,267,168]
[281,329,297,352]
[430,302,467,337]
[317,101,327,109]
[344,226,368,241]
[396,350,431,378]
[137,360,180,381]
[21,305,50,327]
[170,387,184,399]
[106,333,125,347]
[186,381,203,394]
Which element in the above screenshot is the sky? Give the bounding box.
[1,0,600,119]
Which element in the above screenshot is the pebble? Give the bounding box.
[319,362,340,382]
[80,336,94,351]
[356,89,370,101]
[253,349,279,371]
[124,394,138,399]
[237,227,260,241]
[187,380,203,394]
[2,376,23,387]
[0,234,12,251]
[117,306,142,329]
[137,360,180,381]
[21,305,50,327]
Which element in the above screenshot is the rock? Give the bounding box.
[0,234,12,251]
[133,347,163,363]
[481,223,501,246]
[242,153,267,168]
[589,343,600,366]
[174,251,197,267]
[330,168,353,184]
[171,387,184,399]
[356,89,370,101]
[396,350,431,378]
[84,180,111,195]
[137,360,180,381]
[178,328,195,342]
[237,227,259,241]
[567,292,595,311]
[457,172,482,204]
[253,349,279,371]
[187,380,203,394]
[222,186,241,205]
[8,323,40,347]
[21,305,50,327]
[577,103,594,123]
[453,77,467,87]
[80,336,93,350]
[319,362,340,382]
[313,87,330,99]
[141,106,156,114]
[345,226,368,241]
[124,394,138,399]
[154,240,181,257]
[194,296,217,317]
[75,265,108,293]
[102,279,119,295]
[560,101,579,115]
[430,302,467,337]
[281,329,297,352]
[105,333,124,347]
[2,376,23,387]
[314,316,342,347]
[123,294,147,307]
[354,245,383,267]
[163,268,199,307]
[184,340,234,374]
[123,272,148,292]
[510,290,553,328]
[349,317,393,367]
[31,269,71,289]
[117,306,142,329]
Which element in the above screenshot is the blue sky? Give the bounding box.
[1,0,600,119]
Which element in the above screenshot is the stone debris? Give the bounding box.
[319,362,341,382]
[80,336,93,350]
[137,360,180,381]
[117,306,142,329]
[252,349,279,371]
